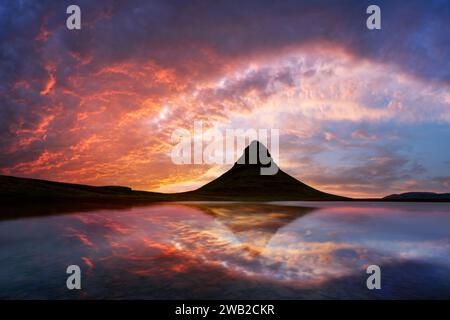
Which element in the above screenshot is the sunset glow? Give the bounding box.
[1,1,449,198]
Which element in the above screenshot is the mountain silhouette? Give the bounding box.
[3,139,450,218]
[190,140,346,200]
[0,141,347,206]
[384,192,450,201]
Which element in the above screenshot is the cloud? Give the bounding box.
[0,0,449,197]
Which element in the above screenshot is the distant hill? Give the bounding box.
[0,174,167,202]
[384,192,450,201]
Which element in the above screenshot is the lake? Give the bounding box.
[1,201,450,299]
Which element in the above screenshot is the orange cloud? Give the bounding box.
[82,257,94,269]
[3,40,449,198]
[40,72,55,96]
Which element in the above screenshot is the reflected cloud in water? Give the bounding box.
[1,202,450,299]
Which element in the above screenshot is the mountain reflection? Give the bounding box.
[63,203,322,284]
[186,203,316,253]
[1,202,450,299]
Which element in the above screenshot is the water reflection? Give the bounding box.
[187,203,315,253]
[0,202,450,299]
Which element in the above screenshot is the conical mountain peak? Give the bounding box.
[236,140,274,167]
[195,140,346,201]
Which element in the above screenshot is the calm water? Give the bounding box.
[1,201,450,299]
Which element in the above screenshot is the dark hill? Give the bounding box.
[0,174,166,202]
[384,192,450,201]
[190,140,346,201]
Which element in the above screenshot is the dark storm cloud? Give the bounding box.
[0,0,447,95]
[3,0,449,85]
[68,0,450,83]
[1,0,448,143]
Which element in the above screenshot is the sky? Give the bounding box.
[0,0,449,198]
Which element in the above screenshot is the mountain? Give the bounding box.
[188,140,346,201]
[0,140,346,204]
[384,192,450,201]
[3,140,450,209]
